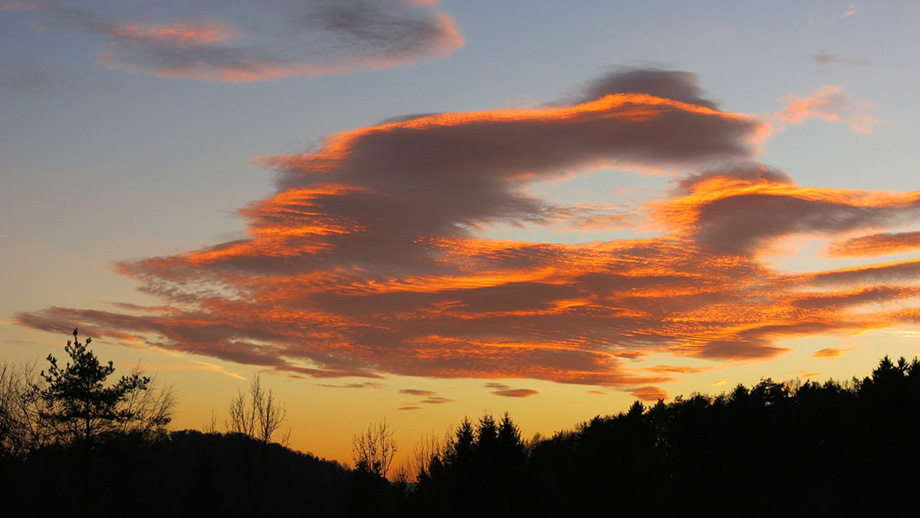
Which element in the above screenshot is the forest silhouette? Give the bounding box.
[1,330,919,517]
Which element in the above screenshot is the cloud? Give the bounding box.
[647,365,707,375]
[492,389,539,398]
[399,389,453,404]
[840,4,857,19]
[828,231,920,257]
[15,68,920,399]
[773,85,881,133]
[318,382,384,389]
[400,389,437,397]
[629,386,667,401]
[4,0,464,82]
[813,348,844,359]
[567,68,719,109]
[805,4,858,26]
[0,64,122,98]
[812,52,871,67]
[485,382,538,398]
[421,396,453,404]
[808,259,920,286]
[659,164,920,256]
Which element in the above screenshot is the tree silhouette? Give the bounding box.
[32,328,163,445]
[352,418,398,479]
[0,361,42,457]
[227,374,289,445]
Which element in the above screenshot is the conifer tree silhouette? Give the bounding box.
[34,328,156,444]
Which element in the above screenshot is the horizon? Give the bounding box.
[2,0,918,468]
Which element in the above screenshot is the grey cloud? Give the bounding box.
[571,67,718,108]
[828,231,920,257]
[670,166,920,256]
[6,0,463,82]
[492,389,538,398]
[812,52,871,66]
[809,260,920,286]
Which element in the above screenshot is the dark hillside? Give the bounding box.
[1,430,383,517]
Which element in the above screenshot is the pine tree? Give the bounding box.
[34,328,157,444]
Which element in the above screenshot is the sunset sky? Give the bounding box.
[2,0,919,468]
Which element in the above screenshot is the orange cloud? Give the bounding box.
[630,386,667,402]
[110,21,239,45]
[813,348,844,359]
[1,1,42,11]
[15,69,920,399]
[8,0,464,82]
[656,164,920,256]
[773,85,880,133]
[828,231,920,257]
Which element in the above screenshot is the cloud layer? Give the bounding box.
[4,0,464,82]
[16,68,919,400]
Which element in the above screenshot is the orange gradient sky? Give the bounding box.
[2,1,919,467]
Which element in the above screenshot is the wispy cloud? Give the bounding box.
[15,68,920,398]
[484,382,538,398]
[828,231,920,257]
[3,0,464,82]
[773,85,881,133]
[812,52,871,67]
[840,4,858,19]
[317,382,383,390]
[805,4,859,26]
[493,388,539,398]
[812,348,844,359]
[399,388,453,404]
[0,64,122,98]
[400,389,437,397]
[629,386,666,401]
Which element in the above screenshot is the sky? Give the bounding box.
[1,0,919,468]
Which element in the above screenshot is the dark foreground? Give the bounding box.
[2,356,919,517]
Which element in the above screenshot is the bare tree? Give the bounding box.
[203,409,219,434]
[408,430,447,482]
[0,361,41,456]
[118,368,175,439]
[227,374,289,445]
[352,418,398,479]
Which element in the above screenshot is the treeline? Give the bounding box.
[409,355,920,517]
[2,330,919,516]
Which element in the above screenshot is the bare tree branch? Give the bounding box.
[353,418,398,479]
